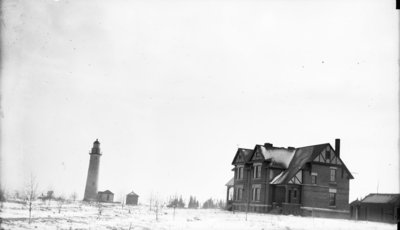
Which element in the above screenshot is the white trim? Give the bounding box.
[329,188,337,193]
[302,184,328,188]
[300,206,350,213]
[249,204,271,207]
[311,172,318,176]
[329,166,338,169]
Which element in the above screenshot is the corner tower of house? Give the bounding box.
[83,139,102,201]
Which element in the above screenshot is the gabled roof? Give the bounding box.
[99,190,114,194]
[127,191,139,196]
[360,194,400,204]
[231,148,254,165]
[232,141,354,185]
[271,144,329,184]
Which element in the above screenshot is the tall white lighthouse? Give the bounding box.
[83,139,102,201]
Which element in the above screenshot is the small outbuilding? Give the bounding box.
[97,190,114,203]
[350,193,400,223]
[126,191,139,205]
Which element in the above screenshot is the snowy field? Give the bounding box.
[0,201,397,230]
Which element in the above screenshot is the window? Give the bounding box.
[293,189,297,198]
[311,172,317,184]
[325,150,331,161]
[236,166,244,180]
[235,187,243,201]
[253,164,262,179]
[251,186,261,201]
[329,192,336,206]
[311,175,317,184]
[330,168,336,182]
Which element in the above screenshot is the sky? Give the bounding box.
[1,0,399,204]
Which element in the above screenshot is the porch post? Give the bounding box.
[226,187,231,204]
[285,185,289,203]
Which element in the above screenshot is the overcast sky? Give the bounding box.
[1,0,398,203]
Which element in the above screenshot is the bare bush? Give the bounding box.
[24,174,38,224]
[70,192,78,202]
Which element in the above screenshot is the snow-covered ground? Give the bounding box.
[0,201,397,230]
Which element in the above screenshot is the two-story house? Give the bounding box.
[225,139,354,218]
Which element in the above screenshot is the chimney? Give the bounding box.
[264,143,273,148]
[335,139,340,157]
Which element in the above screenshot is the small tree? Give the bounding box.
[96,201,104,219]
[152,194,163,221]
[119,192,125,209]
[56,196,66,213]
[202,198,217,209]
[24,174,38,224]
[70,192,78,202]
[178,196,185,208]
[149,193,154,211]
[188,196,199,209]
[0,186,6,210]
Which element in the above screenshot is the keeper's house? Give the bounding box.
[225,139,353,218]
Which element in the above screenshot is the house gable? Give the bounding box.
[250,147,265,162]
[312,145,342,165]
[231,148,253,165]
[311,144,354,179]
[288,170,303,184]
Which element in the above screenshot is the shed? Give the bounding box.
[350,193,400,223]
[126,191,139,205]
[97,190,114,203]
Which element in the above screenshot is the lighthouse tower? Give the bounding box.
[83,139,102,201]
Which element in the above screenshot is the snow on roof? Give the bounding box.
[231,148,254,164]
[127,191,139,196]
[259,146,295,169]
[270,144,330,185]
[225,177,234,187]
[361,194,400,204]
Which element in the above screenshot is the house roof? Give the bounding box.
[98,190,113,194]
[360,194,400,204]
[127,191,139,196]
[225,177,234,187]
[233,141,354,185]
[270,144,329,184]
[231,148,254,165]
[259,145,295,169]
